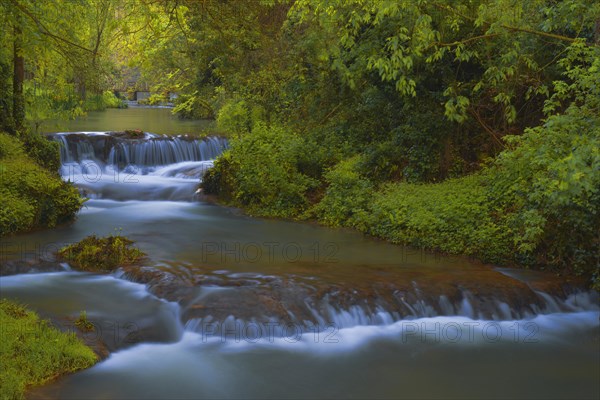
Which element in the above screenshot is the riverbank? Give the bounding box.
[0,299,97,399]
[202,109,600,290]
[0,132,82,236]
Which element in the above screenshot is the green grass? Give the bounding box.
[0,299,97,400]
[57,234,146,272]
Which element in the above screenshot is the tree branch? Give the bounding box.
[430,2,579,43]
[469,108,506,149]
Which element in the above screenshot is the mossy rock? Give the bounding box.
[57,234,145,272]
[108,129,145,139]
[124,129,145,138]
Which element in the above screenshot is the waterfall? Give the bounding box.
[179,289,600,335]
[50,132,228,201]
[52,132,228,168]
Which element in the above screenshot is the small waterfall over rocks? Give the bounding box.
[50,131,228,201]
[52,131,227,167]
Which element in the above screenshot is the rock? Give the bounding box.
[0,258,67,276]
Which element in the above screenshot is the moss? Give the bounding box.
[0,132,83,236]
[124,129,144,138]
[57,234,146,272]
[109,129,145,139]
[0,299,97,400]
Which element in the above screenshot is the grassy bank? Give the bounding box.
[0,299,97,399]
[0,132,82,236]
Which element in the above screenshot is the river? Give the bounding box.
[1,107,598,399]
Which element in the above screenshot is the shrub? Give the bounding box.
[102,90,127,109]
[352,175,512,263]
[57,234,146,272]
[487,105,600,286]
[146,93,168,106]
[216,97,255,136]
[0,132,82,236]
[359,109,446,183]
[311,156,374,227]
[0,192,36,235]
[202,150,236,200]
[82,91,126,111]
[203,124,318,217]
[20,131,61,172]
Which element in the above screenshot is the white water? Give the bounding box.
[53,131,224,200]
[52,311,598,399]
[6,269,594,399]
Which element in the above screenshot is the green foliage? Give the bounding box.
[172,91,216,120]
[363,176,512,263]
[144,93,168,106]
[0,192,36,236]
[359,104,448,183]
[0,299,97,400]
[314,170,511,263]
[20,131,61,172]
[485,40,600,287]
[189,1,599,287]
[487,109,600,285]
[57,234,146,272]
[311,156,374,227]
[101,90,127,109]
[216,98,253,136]
[0,132,82,236]
[82,91,127,112]
[1,0,138,130]
[202,151,236,200]
[204,124,318,218]
[24,82,85,134]
[3,0,597,286]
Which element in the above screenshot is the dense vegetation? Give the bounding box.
[57,234,146,272]
[0,0,598,286]
[0,132,82,236]
[0,299,97,399]
[196,1,600,287]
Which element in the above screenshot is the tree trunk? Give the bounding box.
[13,13,25,134]
[0,61,15,134]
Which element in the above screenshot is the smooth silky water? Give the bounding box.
[1,108,598,399]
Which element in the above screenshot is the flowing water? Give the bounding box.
[1,109,598,399]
